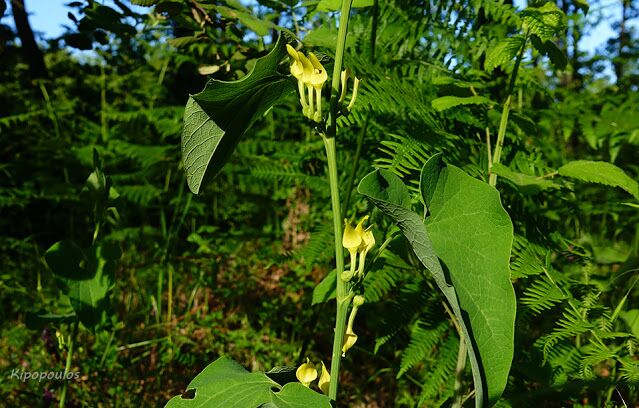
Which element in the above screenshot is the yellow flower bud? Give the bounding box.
[295,358,318,387]
[286,44,303,80]
[342,326,358,357]
[362,227,375,253]
[286,44,308,114]
[342,219,362,251]
[318,361,330,395]
[347,76,360,112]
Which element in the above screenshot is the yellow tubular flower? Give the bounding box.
[295,358,318,387]
[357,226,376,277]
[342,298,363,357]
[342,325,358,357]
[354,215,368,238]
[298,52,314,118]
[286,44,303,80]
[342,219,361,282]
[308,53,327,122]
[338,68,350,104]
[286,45,307,112]
[347,76,361,112]
[318,361,330,395]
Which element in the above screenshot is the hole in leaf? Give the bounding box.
[181,388,196,400]
[270,386,280,393]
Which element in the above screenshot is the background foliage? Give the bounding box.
[1,0,638,406]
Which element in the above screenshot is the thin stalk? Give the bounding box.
[59,319,79,408]
[323,135,351,401]
[370,0,379,63]
[100,64,108,143]
[341,117,368,213]
[38,82,62,139]
[489,35,527,187]
[99,329,115,368]
[323,0,354,402]
[156,267,163,324]
[488,95,512,187]
[328,0,354,138]
[452,339,468,408]
[341,0,377,215]
[167,263,173,326]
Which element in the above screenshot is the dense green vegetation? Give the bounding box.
[1,0,638,407]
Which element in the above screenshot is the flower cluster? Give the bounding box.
[342,216,375,282]
[286,44,327,123]
[295,358,330,395]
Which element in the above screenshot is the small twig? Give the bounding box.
[189,0,213,25]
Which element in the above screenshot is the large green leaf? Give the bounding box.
[529,35,567,70]
[521,2,566,42]
[165,356,331,407]
[485,35,525,72]
[312,269,336,305]
[316,0,374,12]
[557,160,639,200]
[431,95,492,112]
[491,162,560,194]
[44,240,121,332]
[358,155,517,406]
[181,35,295,194]
[421,155,516,406]
[358,169,487,407]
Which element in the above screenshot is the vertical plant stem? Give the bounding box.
[323,0,354,401]
[167,263,173,326]
[341,118,368,213]
[99,329,115,368]
[100,64,108,143]
[489,35,527,187]
[452,338,468,408]
[157,267,163,324]
[323,135,350,401]
[488,95,512,187]
[328,0,354,138]
[59,319,79,408]
[370,0,379,63]
[38,82,62,139]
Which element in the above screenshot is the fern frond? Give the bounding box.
[511,234,550,279]
[521,275,566,315]
[418,333,459,405]
[297,223,334,272]
[538,307,593,363]
[398,319,450,377]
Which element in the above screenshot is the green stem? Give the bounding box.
[341,118,368,213]
[157,267,163,324]
[489,35,527,187]
[328,0,354,138]
[167,263,173,327]
[100,64,108,143]
[322,0,354,402]
[99,329,115,369]
[38,82,62,139]
[324,135,351,401]
[59,319,79,408]
[452,339,468,408]
[488,95,512,187]
[604,363,617,404]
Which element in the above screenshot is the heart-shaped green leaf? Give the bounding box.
[359,154,517,407]
[165,356,331,407]
[181,35,295,194]
[358,168,488,407]
[44,240,121,332]
[421,154,516,406]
